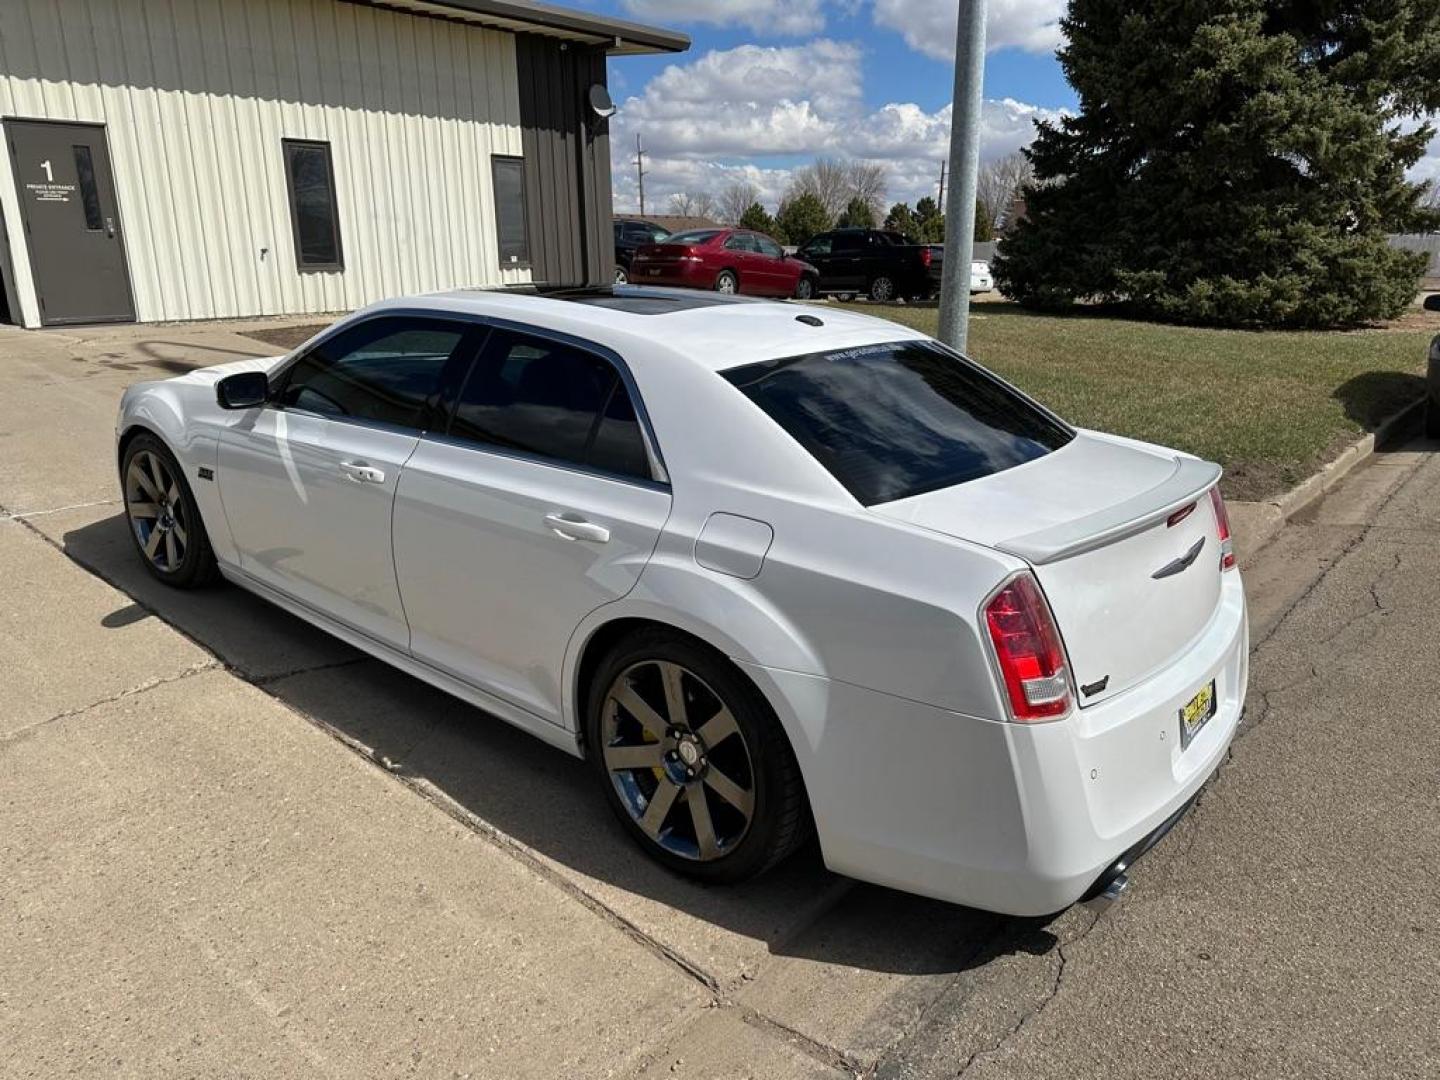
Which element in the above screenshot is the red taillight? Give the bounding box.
[1209,486,1235,571]
[983,573,1072,722]
[920,246,932,268]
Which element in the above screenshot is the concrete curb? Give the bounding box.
[1231,396,1427,564]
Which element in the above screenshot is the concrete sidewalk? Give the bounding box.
[3,319,1439,1079]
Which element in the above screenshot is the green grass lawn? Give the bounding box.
[859,300,1435,501]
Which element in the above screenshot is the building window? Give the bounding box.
[282,139,343,270]
[72,146,103,231]
[491,155,529,268]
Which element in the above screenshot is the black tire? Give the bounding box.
[793,276,816,301]
[120,432,219,589]
[869,276,896,302]
[835,292,855,303]
[585,628,811,884]
[715,270,739,295]
[1428,402,1440,440]
[614,265,629,285]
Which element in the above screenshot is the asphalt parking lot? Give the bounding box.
[2,318,1437,1079]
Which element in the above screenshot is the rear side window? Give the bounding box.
[277,316,467,429]
[449,331,652,480]
[723,340,1073,505]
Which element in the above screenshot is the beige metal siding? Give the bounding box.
[0,0,530,327]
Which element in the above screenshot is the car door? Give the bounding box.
[799,234,837,291]
[393,326,671,726]
[830,232,865,290]
[751,232,792,295]
[722,232,760,292]
[216,315,478,649]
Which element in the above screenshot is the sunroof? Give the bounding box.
[484,284,764,314]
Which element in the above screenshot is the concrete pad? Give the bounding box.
[735,886,998,1067]
[267,659,852,991]
[2,669,708,1078]
[34,504,360,680]
[633,1008,847,1080]
[0,321,284,515]
[0,519,212,737]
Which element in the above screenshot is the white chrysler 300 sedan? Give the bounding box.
[116,286,1247,915]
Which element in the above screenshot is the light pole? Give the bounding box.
[936,0,988,353]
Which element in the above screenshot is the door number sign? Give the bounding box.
[26,158,74,204]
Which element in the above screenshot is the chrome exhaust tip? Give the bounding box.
[1083,872,1129,913]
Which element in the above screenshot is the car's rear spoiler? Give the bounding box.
[996,457,1223,565]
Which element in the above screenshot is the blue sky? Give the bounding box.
[587,0,1439,217]
[586,0,1078,212]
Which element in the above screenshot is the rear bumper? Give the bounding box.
[630,261,711,288]
[741,571,1248,916]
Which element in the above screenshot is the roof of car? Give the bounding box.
[399,285,926,372]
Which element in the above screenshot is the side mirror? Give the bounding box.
[1424,294,1440,313]
[216,370,269,410]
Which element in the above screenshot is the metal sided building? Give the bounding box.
[0,0,686,328]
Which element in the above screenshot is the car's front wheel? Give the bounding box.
[121,433,218,588]
[793,276,816,301]
[586,629,810,883]
[614,265,629,285]
[715,270,739,294]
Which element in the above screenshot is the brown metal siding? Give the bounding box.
[514,35,612,285]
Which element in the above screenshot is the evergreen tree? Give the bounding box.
[837,196,877,229]
[993,0,1440,328]
[775,192,831,247]
[973,202,995,244]
[914,197,946,243]
[738,202,778,237]
[884,202,918,238]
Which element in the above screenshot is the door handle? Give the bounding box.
[543,512,610,543]
[339,461,385,484]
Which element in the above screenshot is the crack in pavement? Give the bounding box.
[949,909,1104,1080]
[0,660,221,747]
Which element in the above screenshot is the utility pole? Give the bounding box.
[635,133,648,216]
[937,160,946,209]
[937,0,987,352]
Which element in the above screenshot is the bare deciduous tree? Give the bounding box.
[717,181,761,225]
[846,161,888,218]
[667,191,718,219]
[976,151,1034,232]
[787,157,851,221]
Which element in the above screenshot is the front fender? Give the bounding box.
[118,381,233,564]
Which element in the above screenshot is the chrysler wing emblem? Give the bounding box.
[1151,537,1206,579]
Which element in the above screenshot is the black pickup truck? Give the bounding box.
[795,228,942,302]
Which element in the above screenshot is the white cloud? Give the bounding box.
[872,0,1065,59]
[623,0,827,37]
[609,41,1064,213]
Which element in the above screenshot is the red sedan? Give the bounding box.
[629,228,820,299]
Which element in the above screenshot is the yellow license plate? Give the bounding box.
[1179,680,1216,749]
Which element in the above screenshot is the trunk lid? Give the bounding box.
[636,242,695,266]
[872,432,1226,704]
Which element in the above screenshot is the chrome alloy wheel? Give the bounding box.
[125,449,189,573]
[601,660,756,861]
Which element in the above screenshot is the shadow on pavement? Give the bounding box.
[61,510,1028,979]
[1331,370,1429,433]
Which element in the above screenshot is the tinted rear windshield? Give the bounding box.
[659,229,720,245]
[722,340,1073,505]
